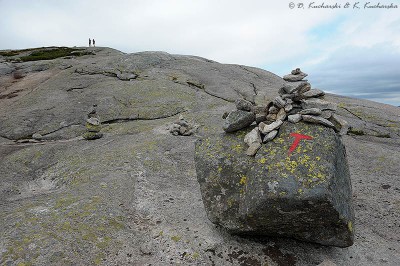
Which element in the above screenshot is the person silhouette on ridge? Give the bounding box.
[93,39,96,47]
[89,38,91,47]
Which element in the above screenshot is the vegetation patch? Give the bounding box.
[19,47,86,62]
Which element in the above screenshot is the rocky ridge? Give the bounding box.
[0,47,399,265]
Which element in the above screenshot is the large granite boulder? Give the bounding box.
[195,121,354,247]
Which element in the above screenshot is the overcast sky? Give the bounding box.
[1,0,399,106]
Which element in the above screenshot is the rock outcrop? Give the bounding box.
[1,47,399,265]
[196,69,354,246]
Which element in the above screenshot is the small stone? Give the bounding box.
[300,108,322,115]
[281,94,295,100]
[86,122,101,132]
[87,117,100,126]
[329,114,349,135]
[276,108,287,121]
[302,98,337,111]
[286,98,293,104]
[117,72,137,81]
[284,104,293,112]
[268,106,279,114]
[179,126,187,135]
[32,133,43,140]
[259,120,283,134]
[283,72,308,82]
[253,106,267,114]
[256,114,267,124]
[291,68,302,75]
[179,114,184,120]
[223,110,256,133]
[302,115,335,128]
[222,112,229,119]
[140,241,155,255]
[265,113,277,122]
[297,82,311,94]
[321,110,333,119]
[288,114,302,123]
[263,130,278,143]
[244,127,262,146]
[83,132,103,140]
[273,96,286,108]
[246,142,261,156]
[302,88,325,98]
[235,98,254,112]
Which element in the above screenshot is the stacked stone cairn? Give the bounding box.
[83,105,103,140]
[223,68,348,156]
[168,115,199,136]
[83,117,103,140]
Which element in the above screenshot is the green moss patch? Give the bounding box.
[19,47,85,62]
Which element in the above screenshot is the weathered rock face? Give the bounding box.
[195,121,354,247]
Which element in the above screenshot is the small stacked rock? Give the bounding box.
[168,115,199,136]
[222,68,348,156]
[83,117,103,140]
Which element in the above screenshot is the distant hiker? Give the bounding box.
[89,38,91,47]
[93,39,96,47]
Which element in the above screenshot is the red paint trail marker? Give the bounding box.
[288,133,313,155]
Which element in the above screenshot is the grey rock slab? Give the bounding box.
[244,127,262,145]
[284,104,293,112]
[195,122,354,247]
[223,110,256,133]
[262,130,278,143]
[330,114,349,135]
[259,120,283,134]
[302,89,325,98]
[288,114,302,123]
[302,115,335,128]
[273,96,286,108]
[321,110,333,119]
[283,72,308,82]
[299,108,322,116]
[276,108,287,121]
[302,98,338,111]
[235,98,254,112]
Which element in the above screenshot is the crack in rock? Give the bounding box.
[102,109,186,125]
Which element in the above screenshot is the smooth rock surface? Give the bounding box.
[288,114,302,123]
[259,120,283,134]
[302,98,338,111]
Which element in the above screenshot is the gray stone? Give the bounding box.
[300,108,322,115]
[262,130,278,143]
[291,68,302,75]
[265,113,277,122]
[259,120,283,134]
[253,106,267,115]
[195,122,354,247]
[302,88,325,98]
[82,131,103,140]
[268,106,279,114]
[256,114,267,124]
[283,72,308,82]
[321,110,333,119]
[222,111,229,119]
[235,98,253,112]
[284,104,293,112]
[273,96,286,109]
[246,142,262,156]
[297,82,311,94]
[32,133,43,140]
[276,108,287,121]
[244,127,261,146]
[330,114,349,135]
[288,114,302,123]
[116,71,137,81]
[223,110,256,133]
[87,117,100,126]
[302,98,338,111]
[302,115,335,128]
